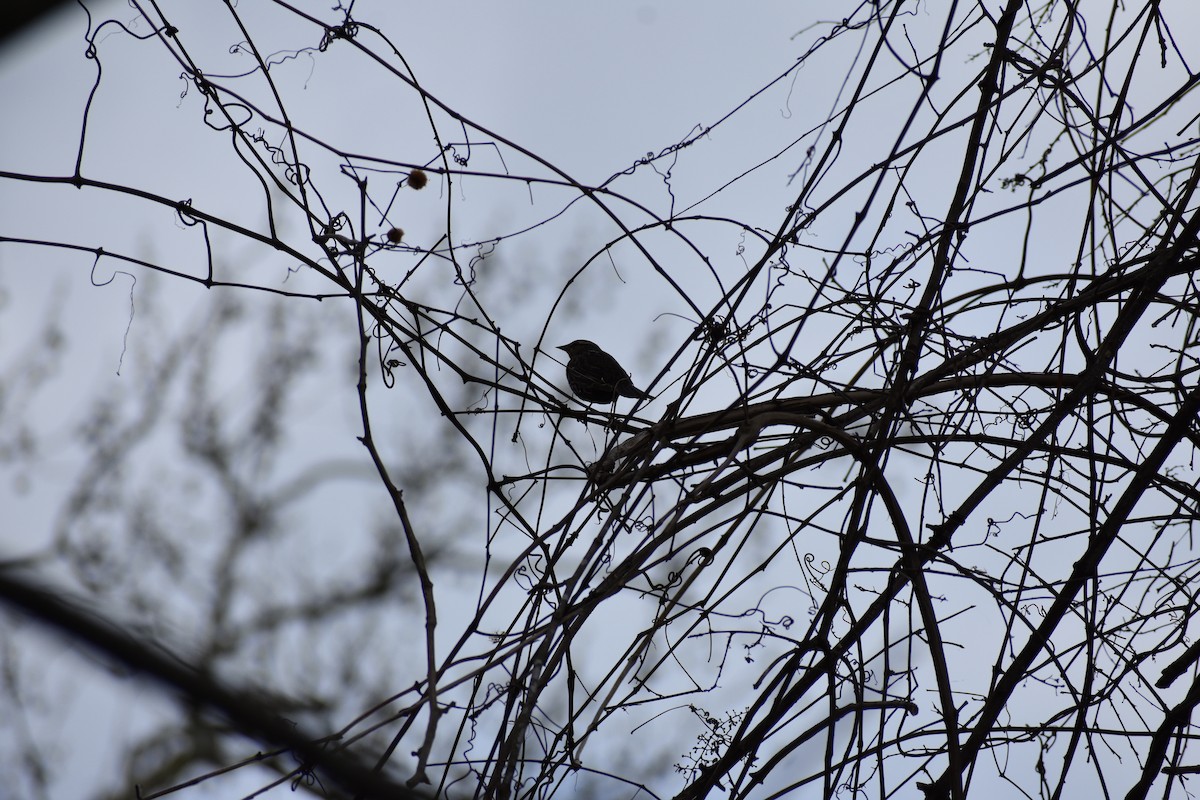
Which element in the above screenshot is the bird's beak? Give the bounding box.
[556,345,567,352]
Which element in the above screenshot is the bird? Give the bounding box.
[557,340,647,404]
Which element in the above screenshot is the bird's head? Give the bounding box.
[557,340,598,356]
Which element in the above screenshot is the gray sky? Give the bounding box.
[5,2,1200,799]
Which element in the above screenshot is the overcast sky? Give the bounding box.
[5,3,1200,799]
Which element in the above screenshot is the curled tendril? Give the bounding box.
[174,198,197,226]
[319,21,360,52]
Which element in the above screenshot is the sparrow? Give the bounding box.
[557,340,648,404]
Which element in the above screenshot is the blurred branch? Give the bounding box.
[0,0,75,47]
[0,567,428,800]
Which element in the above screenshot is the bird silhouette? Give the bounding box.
[557,340,647,404]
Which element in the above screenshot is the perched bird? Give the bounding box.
[558,340,647,404]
